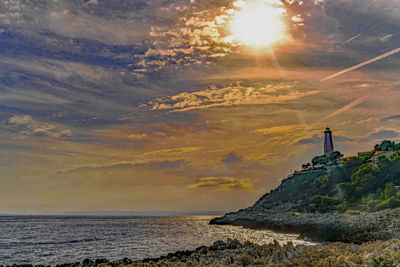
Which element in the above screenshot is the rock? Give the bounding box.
[94,259,108,265]
[82,259,94,266]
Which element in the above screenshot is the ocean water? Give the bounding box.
[0,215,315,265]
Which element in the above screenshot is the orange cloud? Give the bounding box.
[188,177,253,191]
[146,83,319,112]
[56,159,186,174]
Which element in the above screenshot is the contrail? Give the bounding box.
[336,33,362,48]
[321,47,400,82]
[335,25,378,48]
[322,94,371,120]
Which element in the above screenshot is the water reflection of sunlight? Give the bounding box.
[209,224,317,246]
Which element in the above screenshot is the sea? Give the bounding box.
[0,215,315,265]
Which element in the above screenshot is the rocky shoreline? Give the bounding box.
[5,238,400,266]
[209,207,400,243]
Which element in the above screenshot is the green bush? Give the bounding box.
[379,140,393,151]
[342,157,364,182]
[366,199,381,211]
[375,196,400,211]
[383,182,396,199]
[312,155,329,166]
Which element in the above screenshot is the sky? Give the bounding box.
[1,0,400,214]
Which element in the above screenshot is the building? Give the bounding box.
[368,150,394,168]
[324,127,334,155]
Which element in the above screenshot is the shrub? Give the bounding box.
[379,140,393,151]
[375,196,400,211]
[366,199,381,211]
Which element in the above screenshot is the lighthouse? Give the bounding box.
[324,127,334,155]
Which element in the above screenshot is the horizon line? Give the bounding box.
[0,210,227,216]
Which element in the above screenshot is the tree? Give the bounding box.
[342,157,364,182]
[312,156,320,166]
[375,196,400,211]
[312,155,329,166]
[327,166,346,184]
[351,164,376,195]
[329,151,344,162]
[338,182,356,202]
[319,156,328,164]
[379,140,393,151]
[376,154,391,174]
[302,163,311,170]
[393,144,400,151]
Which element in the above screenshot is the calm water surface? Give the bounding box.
[0,215,315,265]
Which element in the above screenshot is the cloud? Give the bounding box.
[254,124,309,135]
[0,0,152,45]
[363,129,399,141]
[382,115,400,122]
[143,147,202,157]
[58,159,186,174]
[128,133,148,140]
[297,134,352,144]
[146,83,319,111]
[276,0,400,78]
[188,177,253,191]
[7,115,71,138]
[9,115,32,125]
[222,152,242,167]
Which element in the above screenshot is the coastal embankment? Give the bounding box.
[210,208,400,243]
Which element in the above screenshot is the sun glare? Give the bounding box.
[229,1,286,48]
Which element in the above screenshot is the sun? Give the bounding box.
[229,1,286,48]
